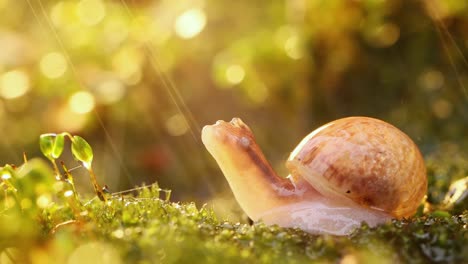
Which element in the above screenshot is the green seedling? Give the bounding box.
[39,132,107,202]
[39,133,65,180]
[70,136,93,169]
[69,135,107,202]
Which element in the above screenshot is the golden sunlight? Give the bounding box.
[174,8,207,39]
[40,52,68,79]
[165,114,189,136]
[69,91,96,114]
[226,64,245,85]
[0,70,30,99]
[95,80,125,105]
[284,36,304,60]
[76,0,106,26]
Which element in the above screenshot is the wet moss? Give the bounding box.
[0,147,467,263]
[19,186,463,264]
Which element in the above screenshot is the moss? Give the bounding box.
[0,185,463,263]
[0,145,467,263]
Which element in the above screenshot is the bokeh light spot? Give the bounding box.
[55,106,88,132]
[0,70,30,99]
[1,171,11,180]
[175,8,207,39]
[96,80,126,105]
[36,195,51,208]
[226,65,245,85]
[371,23,400,48]
[432,99,453,119]
[165,114,189,136]
[284,36,304,60]
[419,70,444,91]
[112,229,124,239]
[76,0,106,26]
[275,25,294,48]
[104,18,129,47]
[341,253,359,264]
[112,48,143,85]
[69,91,96,114]
[40,52,67,79]
[50,2,66,26]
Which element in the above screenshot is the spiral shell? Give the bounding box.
[287,117,427,218]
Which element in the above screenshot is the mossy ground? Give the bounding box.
[0,146,467,264]
[0,185,465,264]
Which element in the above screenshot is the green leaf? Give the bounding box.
[71,135,93,169]
[39,134,54,159]
[39,133,65,160]
[52,133,65,159]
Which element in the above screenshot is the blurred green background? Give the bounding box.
[1,0,467,219]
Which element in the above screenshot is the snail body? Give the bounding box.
[201,117,427,235]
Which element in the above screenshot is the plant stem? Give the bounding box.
[61,162,79,200]
[87,167,107,202]
[51,160,63,181]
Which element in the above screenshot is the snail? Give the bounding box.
[201,117,427,235]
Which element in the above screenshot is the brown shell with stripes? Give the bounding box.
[286,117,427,218]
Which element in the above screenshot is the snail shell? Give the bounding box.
[287,117,427,218]
[202,117,427,235]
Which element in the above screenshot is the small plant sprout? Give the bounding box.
[39,133,65,180]
[70,136,93,169]
[69,135,107,202]
[39,132,108,202]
